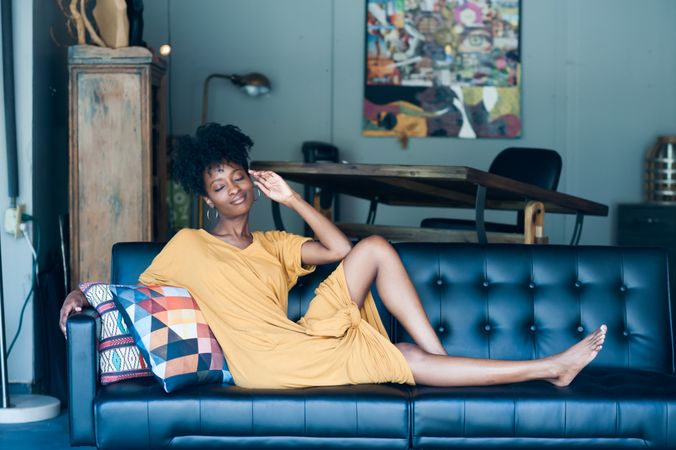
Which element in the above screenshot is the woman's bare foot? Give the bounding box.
[546,324,607,387]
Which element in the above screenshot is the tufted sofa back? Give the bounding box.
[112,242,674,374]
[394,243,674,374]
[111,241,396,337]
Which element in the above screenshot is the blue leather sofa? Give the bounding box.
[67,242,676,449]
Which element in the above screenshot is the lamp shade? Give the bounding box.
[201,72,272,124]
[229,73,271,97]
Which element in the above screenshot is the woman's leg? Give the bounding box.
[342,235,447,355]
[341,235,607,387]
[396,326,605,387]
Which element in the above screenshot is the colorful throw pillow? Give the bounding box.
[110,284,234,393]
[79,282,153,384]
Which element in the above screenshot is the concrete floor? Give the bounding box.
[0,410,95,450]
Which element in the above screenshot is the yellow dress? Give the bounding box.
[139,228,415,389]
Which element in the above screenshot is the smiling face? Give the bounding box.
[202,160,255,218]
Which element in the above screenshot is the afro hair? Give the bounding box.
[172,123,253,196]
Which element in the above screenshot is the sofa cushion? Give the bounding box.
[111,284,234,393]
[94,381,411,450]
[411,368,676,449]
[79,282,153,384]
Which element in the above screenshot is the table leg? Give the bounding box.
[474,186,487,244]
[524,201,547,244]
[569,213,584,245]
[366,198,379,225]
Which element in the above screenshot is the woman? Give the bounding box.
[60,123,606,389]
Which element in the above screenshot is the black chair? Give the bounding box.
[302,142,340,236]
[421,147,562,234]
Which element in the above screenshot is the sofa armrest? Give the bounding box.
[67,307,99,446]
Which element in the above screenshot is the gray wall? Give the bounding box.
[145,0,676,245]
[0,0,34,383]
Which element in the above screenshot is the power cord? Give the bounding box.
[6,214,40,357]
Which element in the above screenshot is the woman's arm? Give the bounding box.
[250,170,352,265]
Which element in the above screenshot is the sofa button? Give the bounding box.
[437,325,446,333]
[484,324,491,332]
[623,330,629,337]
[574,281,582,288]
[482,280,489,287]
[436,279,443,286]
[530,325,537,332]
[528,282,536,289]
[577,326,584,333]
[620,285,627,292]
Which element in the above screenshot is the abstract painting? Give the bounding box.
[364,0,521,142]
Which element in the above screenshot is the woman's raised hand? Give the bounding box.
[249,170,298,205]
[250,169,352,264]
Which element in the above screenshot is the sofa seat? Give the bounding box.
[412,368,676,449]
[95,378,411,450]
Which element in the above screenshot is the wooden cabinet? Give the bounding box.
[68,45,167,287]
[616,203,676,288]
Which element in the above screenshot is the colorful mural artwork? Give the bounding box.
[364,0,521,143]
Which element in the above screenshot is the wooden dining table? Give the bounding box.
[250,161,609,245]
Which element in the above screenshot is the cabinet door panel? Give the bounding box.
[76,71,149,283]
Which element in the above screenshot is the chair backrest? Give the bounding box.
[489,147,562,231]
[489,147,562,191]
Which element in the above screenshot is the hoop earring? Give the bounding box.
[206,208,218,221]
[255,188,261,201]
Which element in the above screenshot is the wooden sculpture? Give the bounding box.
[56,0,106,47]
[93,0,130,48]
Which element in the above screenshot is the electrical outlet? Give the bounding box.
[4,204,25,237]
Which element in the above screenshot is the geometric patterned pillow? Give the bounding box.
[110,284,234,393]
[79,282,153,384]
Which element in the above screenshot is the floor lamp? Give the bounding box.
[197,72,272,228]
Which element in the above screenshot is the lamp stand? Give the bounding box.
[0,235,60,424]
